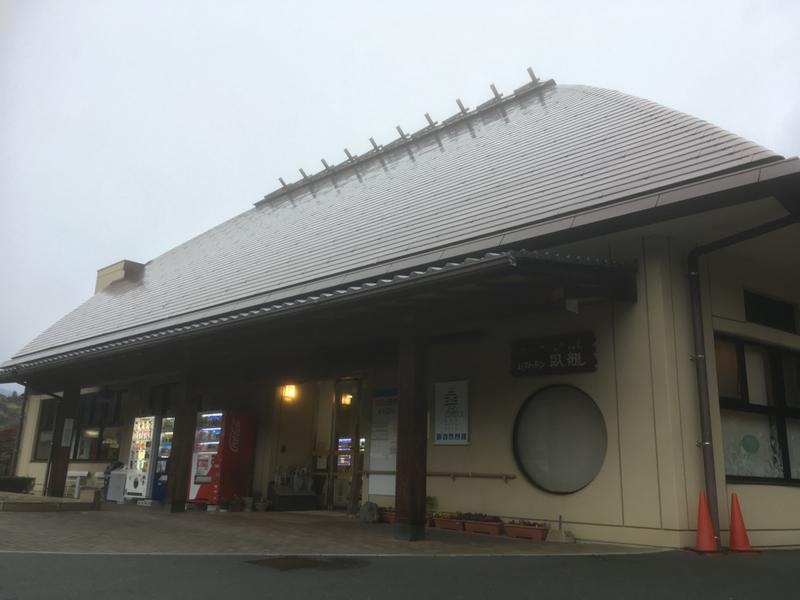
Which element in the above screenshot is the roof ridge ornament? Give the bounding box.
[260,67,553,207]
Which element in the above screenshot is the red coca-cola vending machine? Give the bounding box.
[188,411,256,505]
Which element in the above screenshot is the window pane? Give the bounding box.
[715,339,742,400]
[99,426,122,460]
[81,395,99,426]
[39,399,56,429]
[34,399,57,461]
[94,394,121,426]
[787,419,800,480]
[74,428,101,460]
[34,431,53,461]
[744,291,797,334]
[722,410,784,478]
[743,345,773,406]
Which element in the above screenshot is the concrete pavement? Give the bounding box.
[0,504,656,556]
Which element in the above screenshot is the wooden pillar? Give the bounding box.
[46,384,79,497]
[166,378,199,512]
[347,379,366,516]
[394,337,427,541]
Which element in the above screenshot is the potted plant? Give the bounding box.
[504,519,549,541]
[462,513,504,535]
[431,511,464,531]
[379,506,397,524]
[425,496,438,527]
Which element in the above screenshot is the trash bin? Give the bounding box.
[103,461,126,503]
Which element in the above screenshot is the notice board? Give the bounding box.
[434,380,469,445]
[367,389,398,496]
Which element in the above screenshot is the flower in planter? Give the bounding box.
[462,513,504,535]
[505,519,549,541]
[379,507,397,523]
[462,512,502,523]
[432,511,462,520]
[431,512,465,531]
[509,519,548,528]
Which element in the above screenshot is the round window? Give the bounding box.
[513,385,607,494]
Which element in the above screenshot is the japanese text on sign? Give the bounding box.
[511,332,597,376]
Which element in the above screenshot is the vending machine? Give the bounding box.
[125,416,160,499]
[151,416,175,502]
[188,411,256,505]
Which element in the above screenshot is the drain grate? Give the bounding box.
[247,556,369,571]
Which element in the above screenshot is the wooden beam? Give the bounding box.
[393,336,427,541]
[346,378,366,516]
[46,383,79,497]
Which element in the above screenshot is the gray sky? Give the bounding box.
[1,0,799,384]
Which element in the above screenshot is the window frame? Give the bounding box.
[716,334,800,486]
[31,397,58,462]
[70,393,123,462]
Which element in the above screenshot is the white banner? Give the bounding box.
[434,380,469,445]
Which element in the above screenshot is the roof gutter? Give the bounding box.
[687,213,798,548]
[0,252,520,379]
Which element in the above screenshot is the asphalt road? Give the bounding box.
[0,551,797,599]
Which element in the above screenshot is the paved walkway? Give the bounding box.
[0,492,82,503]
[0,503,658,556]
[0,491,96,512]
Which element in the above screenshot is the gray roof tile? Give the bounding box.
[8,82,779,364]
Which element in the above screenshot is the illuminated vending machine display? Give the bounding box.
[337,437,353,471]
[188,411,256,505]
[151,416,175,502]
[125,416,160,499]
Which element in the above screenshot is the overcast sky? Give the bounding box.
[1,0,799,388]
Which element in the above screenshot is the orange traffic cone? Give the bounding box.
[729,493,758,553]
[691,491,719,553]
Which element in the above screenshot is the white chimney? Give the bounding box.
[95,260,145,293]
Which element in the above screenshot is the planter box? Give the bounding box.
[432,518,464,531]
[505,524,548,541]
[380,510,397,524]
[464,520,504,535]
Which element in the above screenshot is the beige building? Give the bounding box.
[4,76,800,549]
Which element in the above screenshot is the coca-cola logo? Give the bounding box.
[228,418,241,453]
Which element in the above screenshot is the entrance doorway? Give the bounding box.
[325,379,364,512]
[272,378,365,512]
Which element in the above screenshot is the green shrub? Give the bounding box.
[0,476,35,494]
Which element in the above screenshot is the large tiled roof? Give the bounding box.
[6,79,780,367]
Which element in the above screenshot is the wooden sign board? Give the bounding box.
[511,332,597,377]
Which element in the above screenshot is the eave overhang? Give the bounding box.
[3,155,799,384]
[0,250,635,382]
